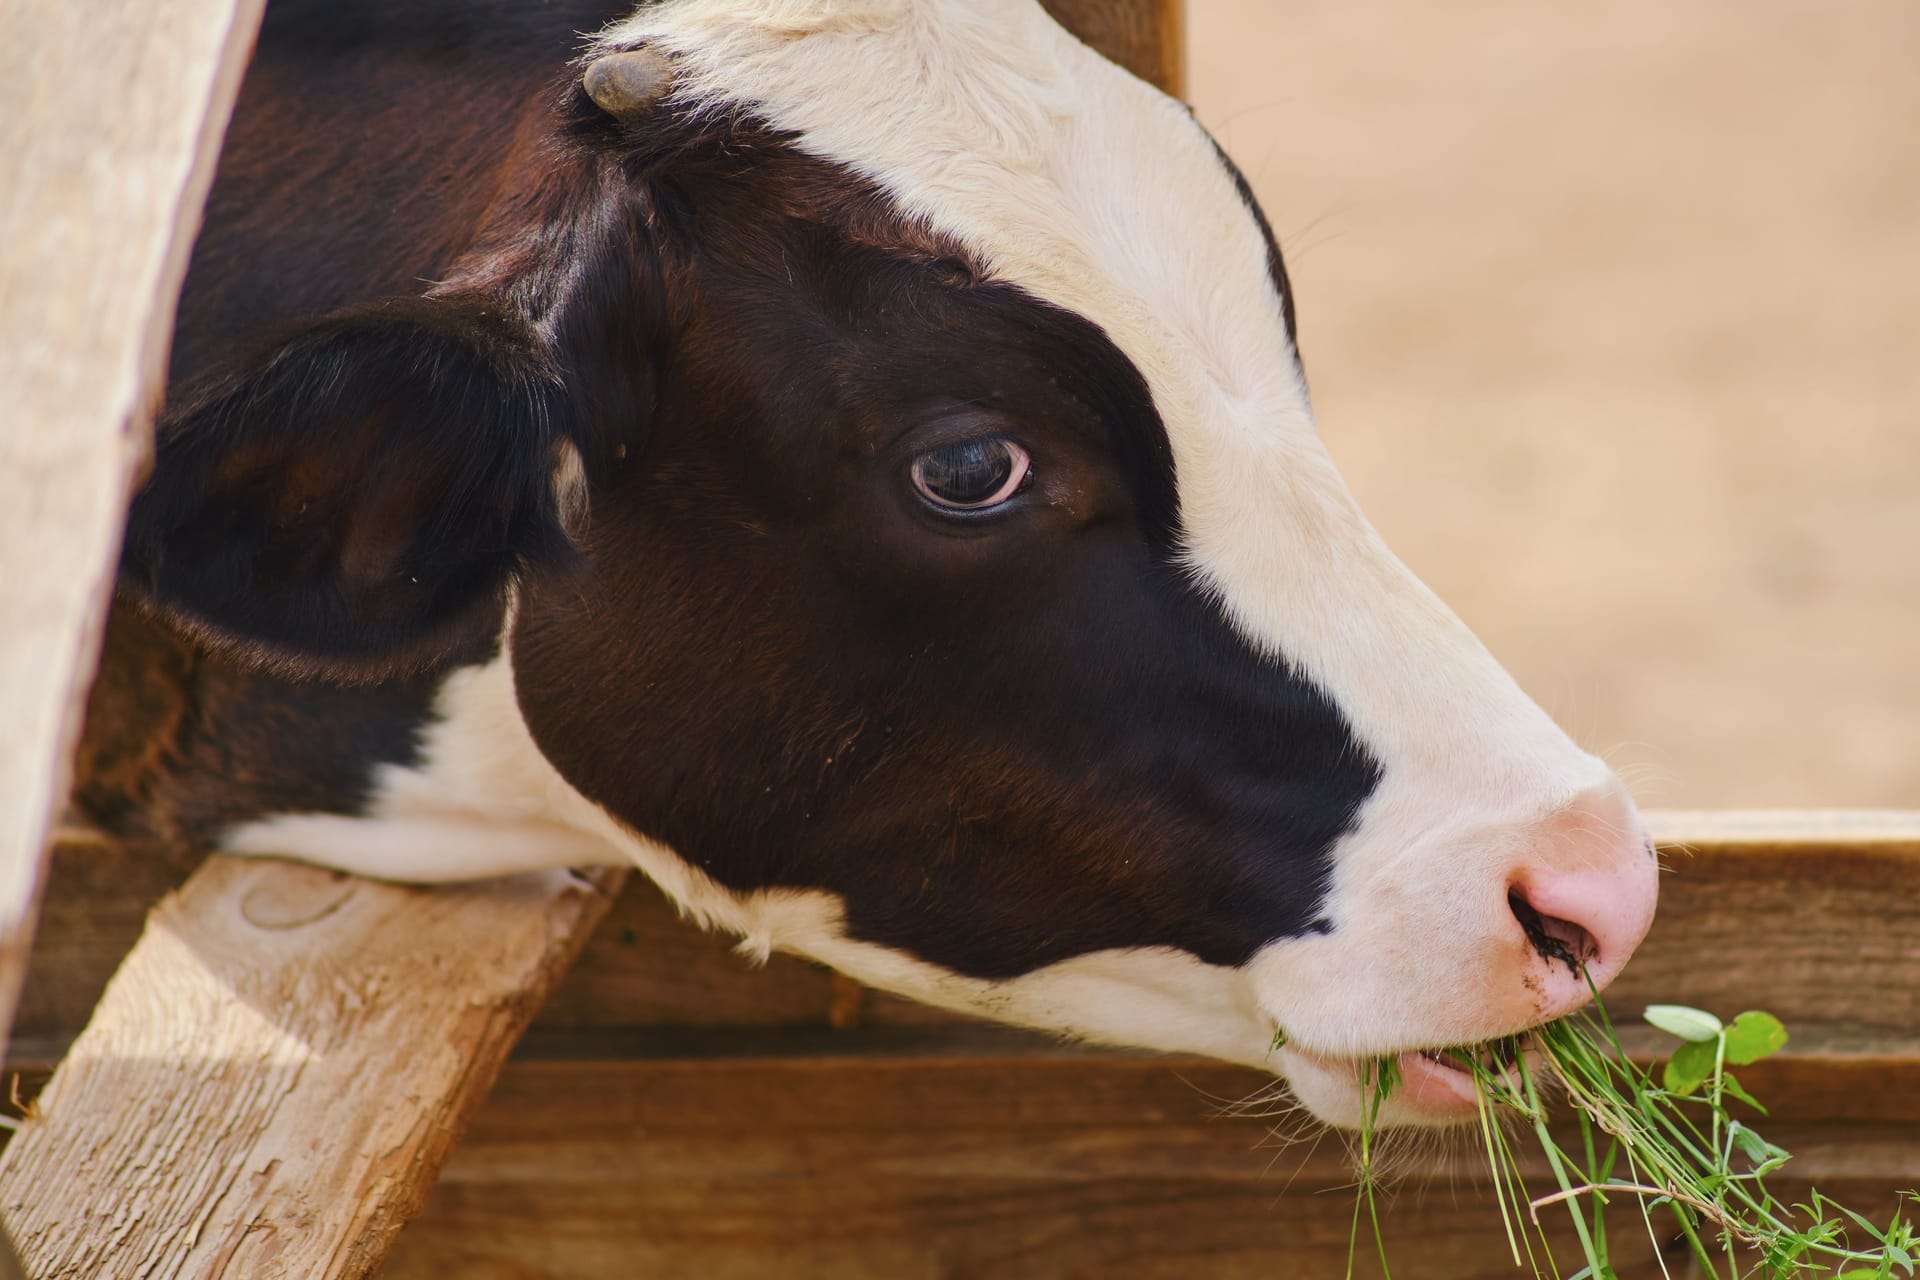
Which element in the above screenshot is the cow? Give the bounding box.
[89,0,1659,1130]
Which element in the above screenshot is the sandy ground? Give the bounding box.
[1187,1,1920,808]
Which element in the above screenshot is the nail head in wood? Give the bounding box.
[583,49,673,121]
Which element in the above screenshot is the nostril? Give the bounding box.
[1508,889,1600,976]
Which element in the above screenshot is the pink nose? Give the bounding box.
[1505,785,1659,1019]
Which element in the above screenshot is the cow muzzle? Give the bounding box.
[1250,775,1659,1127]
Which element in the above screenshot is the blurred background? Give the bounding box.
[1188,1,1919,809]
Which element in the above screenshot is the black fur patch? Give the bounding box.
[510,99,1382,977]
[125,298,577,680]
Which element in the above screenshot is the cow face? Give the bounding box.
[124,0,1657,1127]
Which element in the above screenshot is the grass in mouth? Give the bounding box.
[1345,994,1919,1279]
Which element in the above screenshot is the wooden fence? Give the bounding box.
[3,1,1917,1277]
[5,813,1918,1277]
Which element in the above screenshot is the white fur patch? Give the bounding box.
[222,656,623,880]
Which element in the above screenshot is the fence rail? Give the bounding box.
[6,813,1918,1277]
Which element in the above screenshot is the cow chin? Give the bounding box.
[575,812,1514,1132]
[547,778,1642,1132]
[683,893,1527,1131]
[575,818,1288,1071]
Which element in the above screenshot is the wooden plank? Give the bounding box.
[378,1051,1920,1279]
[9,811,1908,1275]
[529,811,1920,1038]
[0,857,624,1280]
[1605,828,1920,1037]
[1045,0,1185,95]
[0,4,263,1271]
[6,824,204,1068]
[9,830,1917,1271]
[0,0,264,1074]
[1648,808,1920,845]
[396,810,1908,1277]
[17,813,1920,1056]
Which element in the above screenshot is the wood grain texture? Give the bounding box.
[7,824,204,1067]
[18,815,1920,1056]
[387,813,1920,1275]
[10,825,1919,1275]
[0,0,266,1068]
[378,1050,1920,1279]
[535,813,1920,1039]
[1044,0,1186,95]
[0,858,624,1280]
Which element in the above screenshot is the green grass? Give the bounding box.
[1346,997,1919,1279]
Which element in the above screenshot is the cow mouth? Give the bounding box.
[1284,1035,1538,1122]
[1401,1035,1532,1102]
[1412,1035,1526,1078]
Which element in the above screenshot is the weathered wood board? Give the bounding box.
[376,811,1920,1277]
[19,813,1920,1060]
[0,858,624,1280]
[377,1049,1919,1279]
[0,3,265,1271]
[0,0,266,1075]
[536,809,1920,1039]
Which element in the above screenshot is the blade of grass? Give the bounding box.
[1339,992,1915,1279]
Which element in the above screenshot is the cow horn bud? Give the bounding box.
[583,49,673,121]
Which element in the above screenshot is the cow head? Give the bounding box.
[123,0,1657,1127]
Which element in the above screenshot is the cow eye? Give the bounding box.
[910,438,1031,512]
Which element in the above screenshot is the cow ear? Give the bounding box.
[122,297,579,679]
